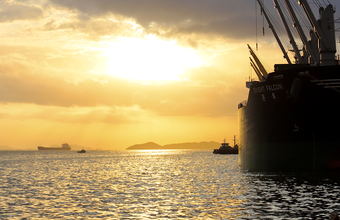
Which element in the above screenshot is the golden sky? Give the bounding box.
[0,0,339,150]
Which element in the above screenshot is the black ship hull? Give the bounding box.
[238,65,340,172]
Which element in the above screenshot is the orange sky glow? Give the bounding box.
[0,0,339,150]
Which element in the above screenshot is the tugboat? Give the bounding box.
[77,149,86,153]
[213,136,238,154]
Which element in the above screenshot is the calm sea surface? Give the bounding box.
[1,150,340,219]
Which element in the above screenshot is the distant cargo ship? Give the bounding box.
[37,143,71,151]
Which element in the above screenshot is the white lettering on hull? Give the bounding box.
[253,83,283,94]
[266,84,283,91]
[253,86,265,94]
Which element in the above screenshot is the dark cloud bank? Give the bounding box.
[0,1,43,22]
[49,0,255,40]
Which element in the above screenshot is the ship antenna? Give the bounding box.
[255,0,258,51]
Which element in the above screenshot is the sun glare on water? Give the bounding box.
[103,35,204,81]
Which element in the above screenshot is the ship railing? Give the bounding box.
[238,100,248,109]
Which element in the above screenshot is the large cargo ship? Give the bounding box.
[238,0,340,172]
[37,143,71,151]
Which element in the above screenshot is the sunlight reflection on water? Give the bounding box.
[1,150,340,219]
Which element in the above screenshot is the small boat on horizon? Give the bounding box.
[77,149,86,153]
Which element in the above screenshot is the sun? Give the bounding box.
[103,35,204,81]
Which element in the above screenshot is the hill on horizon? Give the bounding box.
[126,141,220,150]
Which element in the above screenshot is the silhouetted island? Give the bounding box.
[126,141,220,150]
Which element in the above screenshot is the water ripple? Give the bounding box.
[0,150,339,219]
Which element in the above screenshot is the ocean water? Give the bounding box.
[1,150,340,220]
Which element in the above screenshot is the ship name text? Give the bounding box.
[298,71,309,76]
[253,83,283,94]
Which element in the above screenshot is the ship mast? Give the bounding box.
[248,44,268,80]
[298,0,337,66]
[257,0,292,64]
[282,0,319,64]
[250,57,264,81]
[255,0,337,66]
[273,0,304,64]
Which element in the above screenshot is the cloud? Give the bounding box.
[0,1,43,22]
[0,56,245,117]
[47,0,340,45]
[43,17,141,39]
[0,104,148,124]
[0,0,254,119]
[0,63,133,107]
[48,0,256,40]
